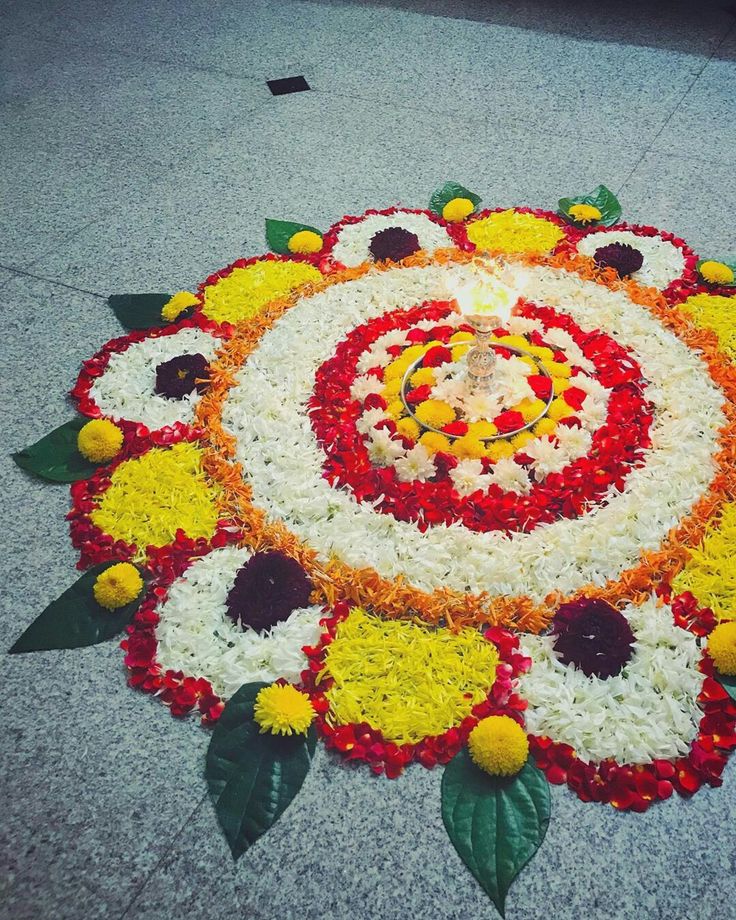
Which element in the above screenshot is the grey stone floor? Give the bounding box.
[1,2,736,918]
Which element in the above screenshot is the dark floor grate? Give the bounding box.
[267,76,311,95]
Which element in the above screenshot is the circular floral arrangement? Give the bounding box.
[12,182,736,916]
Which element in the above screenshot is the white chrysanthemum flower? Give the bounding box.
[522,435,569,477]
[487,458,531,494]
[154,545,323,699]
[519,597,703,764]
[539,326,595,372]
[88,327,220,429]
[367,428,406,466]
[350,375,384,402]
[450,459,492,496]
[330,212,454,267]
[431,375,467,408]
[506,315,541,335]
[461,392,503,423]
[357,348,391,374]
[575,230,685,290]
[394,445,437,483]
[554,425,592,460]
[355,407,387,435]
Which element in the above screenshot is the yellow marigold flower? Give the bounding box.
[386,399,405,420]
[568,203,602,225]
[77,419,124,463]
[707,622,736,676]
[287,229,323,254]
[486,440,515,461]
[493,334,529,349]
[409,366,436,388]
[414,399,455,429]
[419,431,451,454]
[553,376,571,395]
[449,331,474,344]
[468,715,529,776]
[451,435,486,460]
[534,417,557,437]
[401,344,427,363]
[699,260,735,285]
[161,290,199,322]
[253,684,315,736]
[381,379,402,402]
[527,346,555,362]
[384,356,414,382]
[516,398,546,423]
[467,420,498,439]
[548,397,574,421]
[511,431,535,450]
[542,360,572,379]
[442,197,475,222]
[93,562,143,610]
[451,344,470,361]
[396,417,420,441]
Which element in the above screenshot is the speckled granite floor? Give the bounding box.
[1,2,736,918]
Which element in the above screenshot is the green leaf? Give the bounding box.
[12,417,99,483]
[429,181,482,217]
[108,293,176,330]
[442,749,550,917]
[206,682,317,859]
[558,184,622,228]
[10,563,144,653]
[695,259,736,287]
[717,673,736,702]
[265,219,323,255]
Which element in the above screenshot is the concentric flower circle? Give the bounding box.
[199,250,731,631]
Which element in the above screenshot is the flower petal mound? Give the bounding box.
[468,715,529,776]
[318,607,499,745]
[467,209,565,254]
[89,442,221,557]
[201,258,323,325]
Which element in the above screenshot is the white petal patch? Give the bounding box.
[519,597,703,764]
[154,545,323,699]
[89,328,220,429]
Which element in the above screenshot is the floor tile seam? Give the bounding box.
[0,262,109,299]
[117,791,210,920]
[614,19,736,195]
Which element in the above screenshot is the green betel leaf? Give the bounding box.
[717,673,736,702]
[429,181,482,217]
[10,563,144,653]
[558,184,621,228]
[265,219,323,255]
[12,417,99,483]
[206,682,317,860]
[442,749,551,917]
[108,293,174,330]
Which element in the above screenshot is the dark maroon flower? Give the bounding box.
[369,227,420,262]
[154,353,210,400]
[552,598,635,678]
[226,551,313,632]
[593,242,644,278]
